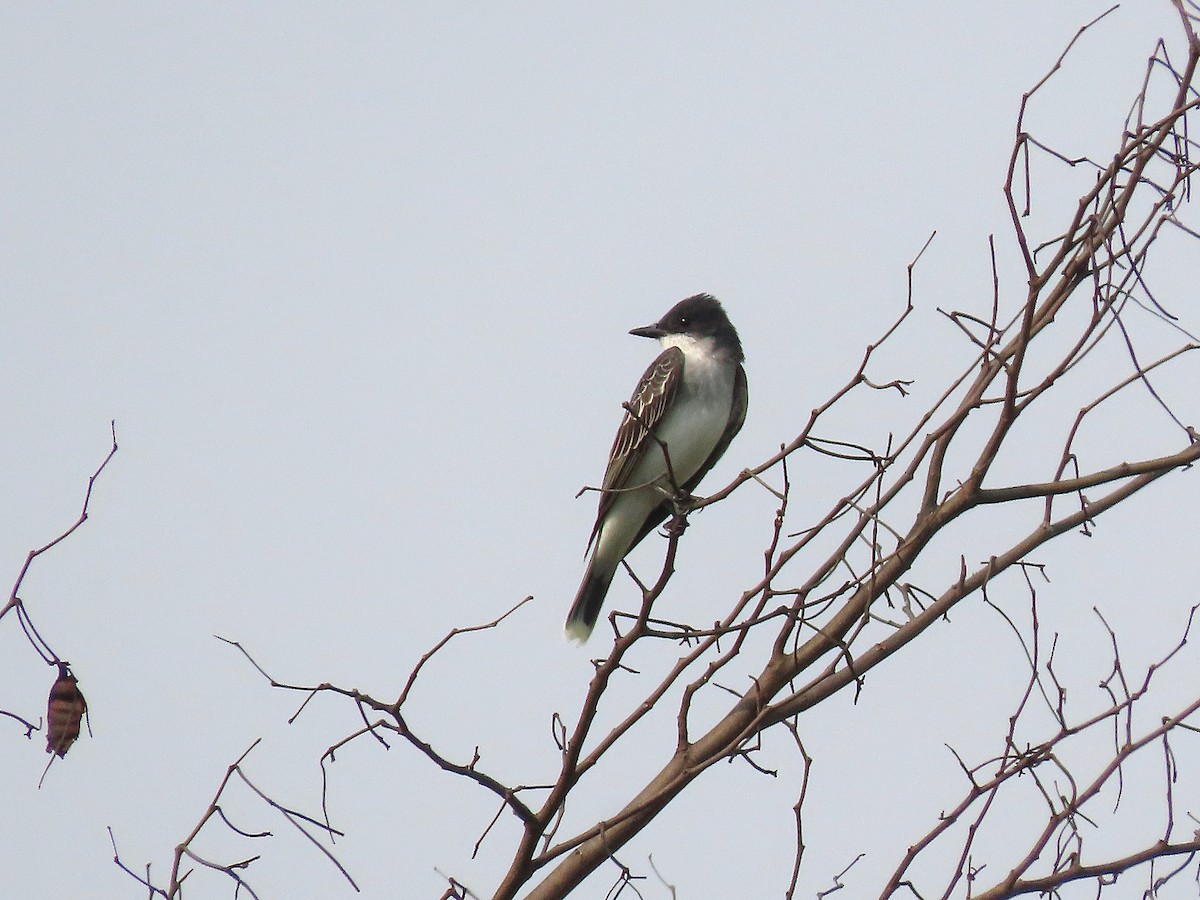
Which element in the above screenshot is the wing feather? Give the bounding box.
[586,347,685,546]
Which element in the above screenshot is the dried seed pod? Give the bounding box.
[46,664,87,758]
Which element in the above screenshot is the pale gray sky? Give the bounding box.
[3,2,1197,898]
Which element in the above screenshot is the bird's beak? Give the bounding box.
[629,322,666,339]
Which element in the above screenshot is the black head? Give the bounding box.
[629,293,743,362]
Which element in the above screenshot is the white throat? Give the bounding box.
[660,332,722,362]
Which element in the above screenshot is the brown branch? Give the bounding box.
[975,839,1200,900]
[2,422,119,663]
[0,707,39,739]
[111,739,355,898]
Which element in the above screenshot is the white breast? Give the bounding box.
[631,332,736,488]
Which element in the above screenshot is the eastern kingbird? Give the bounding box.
[565,293,748,643]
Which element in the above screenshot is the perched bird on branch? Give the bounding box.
[566,294,748,643]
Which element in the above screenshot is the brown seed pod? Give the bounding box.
[46,664,87,758]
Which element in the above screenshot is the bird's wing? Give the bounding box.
[586,346,685,547]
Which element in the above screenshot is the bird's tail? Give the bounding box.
[564,566,616,644]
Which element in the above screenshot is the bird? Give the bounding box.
[565,293,748,643]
